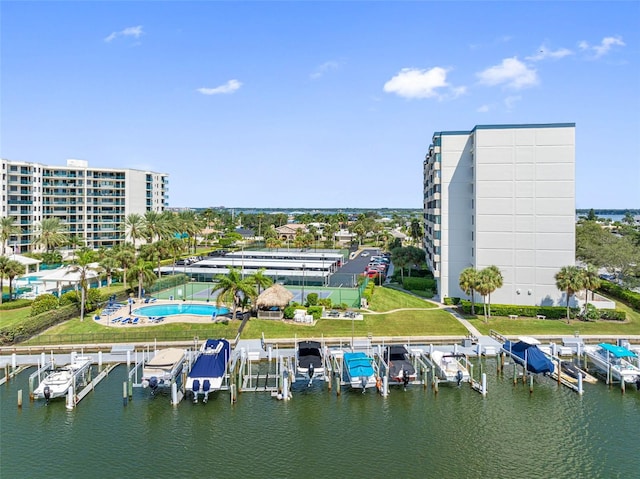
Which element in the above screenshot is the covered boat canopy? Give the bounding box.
[344,352,375,377]
[503,340,554,374]
[189,339,230,379]
[599,343,638,358]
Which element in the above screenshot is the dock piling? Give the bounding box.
[98,351,103,371]
[122,381,128,406]
[481,373,487,396]
[66,385,75,410]
[18,389,23,409]
[11,353,17,371]
[529,374,534,394]
[171,382,178,406]
[577,373,583,395]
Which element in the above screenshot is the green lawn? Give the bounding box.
[7,286,640,345]
[468,299,640,336]
[368,286,439,311]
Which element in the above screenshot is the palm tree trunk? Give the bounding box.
[488,293,492,318]
[80,286,86,322]
[138,273,143,300]
[566,289,571,323]
[470,290,475,315]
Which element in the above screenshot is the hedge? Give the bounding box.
[597,280,640,312]
[0,303,79,345]
[459,300,626,321]
[460,300,578,319]
[31,294,59,316]
[443,297,460,305]
[307,306,323,320]
[0,299,33,310]
[402,277,436,292]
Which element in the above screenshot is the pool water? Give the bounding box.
[134,303,230,317]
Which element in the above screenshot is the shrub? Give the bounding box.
[598,280,640,312]
[31,294,59,316]
[318,298,332,308]
[59,291,80,306]
[1,303,78,345]
[307,306,323,320]
[0,299,33,310]
[306,293,319,307]
[283,305,295,320]
[85,288,104,312]
[598,309,626,321]
[459,300,577,319]
[402,277,436,292]
[443,297,460,305]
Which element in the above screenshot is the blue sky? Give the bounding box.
[1,1,638,209]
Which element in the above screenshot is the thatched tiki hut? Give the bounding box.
[256,284,294,320]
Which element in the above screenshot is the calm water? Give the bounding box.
[1,359,639,479]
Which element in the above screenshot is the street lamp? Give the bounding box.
[301,263,306,306]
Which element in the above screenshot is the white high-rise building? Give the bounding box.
[423,123,575,306]
[1,159,169,253]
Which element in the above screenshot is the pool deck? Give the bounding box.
[96,300,231,327]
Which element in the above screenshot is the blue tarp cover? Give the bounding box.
[189,339,229,379]
[344,352,375,377]
[503,340,554,374]
[598,343,637,358]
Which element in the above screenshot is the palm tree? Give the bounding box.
[143,211,172,245]
[247,268,273,295]
[125,213,146,250]
[0,217,19,256]
[483,265,503,318]
[68,248,99,321]
[410,218,423,245]
[555,265,585,322]
[33,218,67,253]
[4,259,25,302]
[581,264,601,307]
[0,256,11,304]
[211,268,256,314]
[458,267,479,315]
[98,248,119,287]
[114,243,136,290]
[475,269,492,322]
[127,258,157,300]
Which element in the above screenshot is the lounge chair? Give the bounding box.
[132,317,139,325]
[150,298,157,303]
[111,317,122,323]
[94,315,101,321]
[121,317,131,324]
[144,298,150,304]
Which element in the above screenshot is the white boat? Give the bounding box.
[584,343,640,386]
[297,340,325,386]
[186,339,230,403]
[141,348,186,392]
[33,356,92,401]
[430,351,470,385]
[343,352,377,391]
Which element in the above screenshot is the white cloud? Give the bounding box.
[104,25,144,43]
[476,57,538,89]
[196,80,242,95]
[579,36,625,58]
[383,67,464,99]
[477,104,491,113]
[310,61,340,79]
[526,45,573,62]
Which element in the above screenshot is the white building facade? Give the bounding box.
[423,123,575,306]
[1,159,168,252]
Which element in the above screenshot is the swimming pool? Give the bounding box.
[134,304,230,317]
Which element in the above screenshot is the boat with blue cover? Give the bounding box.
[343,352,377,392]
[584,343,640,387]
[501,336,554,374]
[186,339,230,403]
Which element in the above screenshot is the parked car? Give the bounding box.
[361,252,369,257]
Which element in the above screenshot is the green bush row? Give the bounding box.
[0,299,33,310]
[0,304,79,345]
[402,277,436,292]
[597,280,640,312]
[443,297,461,305]
[459,300,625,321]
[460,300,577,319]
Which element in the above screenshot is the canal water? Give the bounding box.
[1,359,638,479]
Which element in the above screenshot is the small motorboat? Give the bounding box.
[141,348,186,393]
[343,352,377,392]
[502,337,554,374]
[584,343,640,385]
[297,340,325,386]
[186,339,230,403]
[384,345,416,387]
[33,356,92,402]
[430,350,471,386]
